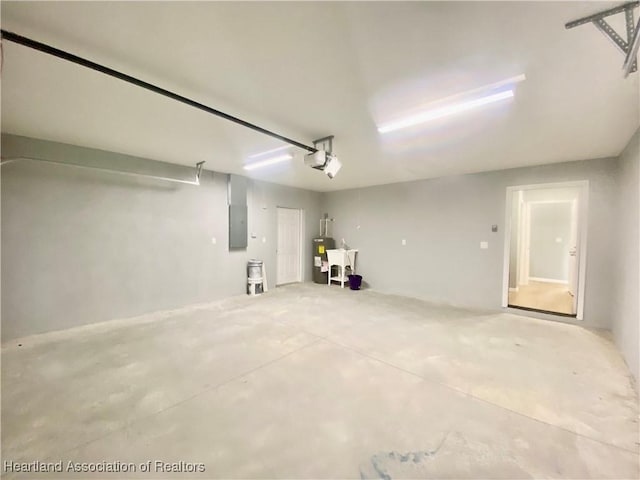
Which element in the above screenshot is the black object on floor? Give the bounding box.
[349,274,363,290]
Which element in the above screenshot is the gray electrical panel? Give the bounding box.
[228,174,248,249]
[229,205,248,249]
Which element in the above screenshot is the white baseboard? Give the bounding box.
[529,277,568,285]
[509,287,519,292]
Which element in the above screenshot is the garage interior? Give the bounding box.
[1,2,639,479]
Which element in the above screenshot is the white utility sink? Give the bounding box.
[326,248,358,288]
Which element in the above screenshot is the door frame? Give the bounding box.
[515,190,525,289]
[568,198,579,313]
[276,206,304,285]
[501,181,589,320]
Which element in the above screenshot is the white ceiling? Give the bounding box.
[1,1,638,192]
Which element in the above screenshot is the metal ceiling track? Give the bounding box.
[0,156,206,186]
[565,1,640,77]
[0,29,318,153]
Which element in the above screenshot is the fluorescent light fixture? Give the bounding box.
[378,89,515,134]
[478,74,526,92]
[248,145,290,159]
[243,153,292,171]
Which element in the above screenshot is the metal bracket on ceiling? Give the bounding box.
[310,135,335,171]
[195,161,205,184]
[565,1,640,77]
[313,135,334,155]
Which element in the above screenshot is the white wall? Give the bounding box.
[322,157,619,329]
[1,134,321,341]
[613,128,639,384]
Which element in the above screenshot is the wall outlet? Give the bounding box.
[211,237,217,245]
[262,237,267,243]
[480,241,488,249]
[401,239,407,246]
[251,232,257,239]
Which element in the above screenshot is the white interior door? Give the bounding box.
[568,198,579,311]
[277,207,302,285]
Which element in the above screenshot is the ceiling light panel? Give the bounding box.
[243,153,293,171]
[248,145,291,159]
[378,89,515,134]
[376,74,526,134]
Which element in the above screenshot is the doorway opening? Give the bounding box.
[276,207,304,286]
[502,181,588,319]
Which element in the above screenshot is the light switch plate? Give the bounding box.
[401,239,407,246]
[480,241,489,249]
[211,237,217,245]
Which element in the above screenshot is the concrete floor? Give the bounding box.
[2,283,638,479]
